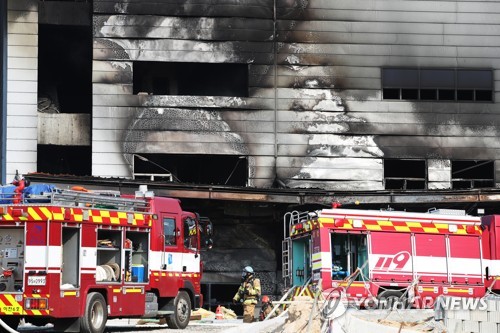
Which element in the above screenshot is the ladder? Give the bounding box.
[282,238,291,288]
[51,189,149,212]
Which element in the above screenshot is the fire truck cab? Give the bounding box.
[283,206,499,307]
[0,184,212,333]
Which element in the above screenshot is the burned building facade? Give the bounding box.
[4,0,500,305]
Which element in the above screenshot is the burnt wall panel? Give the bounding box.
[93,0,273,18]
[94,16,273,41]
[93,0,500,189]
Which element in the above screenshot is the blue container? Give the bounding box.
[131,265,144,282]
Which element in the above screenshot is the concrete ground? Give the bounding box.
[16,319,242,333]
[15,308,444,333]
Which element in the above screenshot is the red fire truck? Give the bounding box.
[283,206,500,307]
[0,184,212,333]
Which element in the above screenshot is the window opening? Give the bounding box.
[38,24,91,114]
[384,159,426,190]
[133,153,248,186]
[163,217,176,246]
[133,62,249,97]
[382,68,493,102]
[37,145,91,176]
[183,217,197,251]
[330,233,368,281]
[451,160,494,189]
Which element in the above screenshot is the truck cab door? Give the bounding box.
[161,215,180,271]
[181,216,200,273]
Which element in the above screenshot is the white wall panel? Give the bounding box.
[6,0,38,180]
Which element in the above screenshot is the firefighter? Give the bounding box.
[233,266,261,323]
[259,295,280,321]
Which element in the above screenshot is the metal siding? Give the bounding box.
[91,0,500,189]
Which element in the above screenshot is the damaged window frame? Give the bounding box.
[133,61,249,97]
[451,160,495,189]
[383,159,427,190]
[132,153,248,186]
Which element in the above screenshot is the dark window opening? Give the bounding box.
[382,68,493,102]
[476,90,492,101]
[38,24,92,114]
[133,153,248,186]
[420,89,437,100]
[37,145,91,175]
[133,62,249,97]
[401,89,418,100]
[451,160,494,189]
[438,89,455,101]
[383,88,400,99]
[384,159,426,190]
[457,90,474,101]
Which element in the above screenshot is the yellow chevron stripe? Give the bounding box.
[27,207,41,220]
[40,207,52,219]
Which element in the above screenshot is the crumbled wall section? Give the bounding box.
[6,0,37,180]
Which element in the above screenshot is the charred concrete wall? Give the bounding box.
[92,0,500,191]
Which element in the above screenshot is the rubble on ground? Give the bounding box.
[191,307,216,320]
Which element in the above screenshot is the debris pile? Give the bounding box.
[190,306,237,321]
[280,296,324,333]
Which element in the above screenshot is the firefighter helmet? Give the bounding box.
[261,295,270,303]
[243,266,254,274]
[241,266,254,280]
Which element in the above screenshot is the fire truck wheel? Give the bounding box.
[166,291,191,329]
[377,290,408,310]
[81,292,108,333]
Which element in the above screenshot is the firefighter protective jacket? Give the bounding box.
[233,276,261,305]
